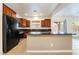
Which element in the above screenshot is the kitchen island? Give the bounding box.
[26,32,73,54]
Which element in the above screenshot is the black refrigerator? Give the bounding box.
[3,14,19,53]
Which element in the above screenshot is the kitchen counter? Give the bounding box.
[27,31,72,54]
[17,27,51,32]
[28,31,75,35]
[17,27,51,30]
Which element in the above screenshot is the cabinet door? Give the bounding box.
[26,20,30,27]
[45,19,47,27]
[48,19,51,27]
[46,19,51,27]
[7,8,12,16]
[41,20,45,27]
[23,19,27,27]
[41,19,51,27]
[5,7,9,16]
[19,19,23,27]
[11,11,16,17]
[3,5,7,14]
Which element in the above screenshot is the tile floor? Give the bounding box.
[3,39,27,55]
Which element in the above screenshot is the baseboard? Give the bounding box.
[26,50,72,53]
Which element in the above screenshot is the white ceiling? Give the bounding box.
[52,3,79,17]
[51,3,79,22]
[5,3,58,19]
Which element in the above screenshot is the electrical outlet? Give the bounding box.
[50,43,53,47]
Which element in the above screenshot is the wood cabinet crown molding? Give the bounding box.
[3,4,16,17]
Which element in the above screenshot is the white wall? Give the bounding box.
[0,3,2,54]
[51,4,79,34]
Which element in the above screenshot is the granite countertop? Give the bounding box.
[28,31,75,35]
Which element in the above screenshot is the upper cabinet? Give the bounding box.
[26,20,30,27]
[3,4,16,17]
[41,19,51,27]
[18,18,30,27]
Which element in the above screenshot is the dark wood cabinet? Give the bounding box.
[3,4,16,17]
[3,4,7,14]
[26,20,30,27]
[18,18,23,27]
[22,19,27,27]
[18,18,30,27]
[41,20,44,27]
[41,19,51,27]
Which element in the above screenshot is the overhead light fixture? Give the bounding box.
[61,22,64,25]
[33,10,37,12]
[25,10,44,21]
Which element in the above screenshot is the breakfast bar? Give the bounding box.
[26,32,73,54]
